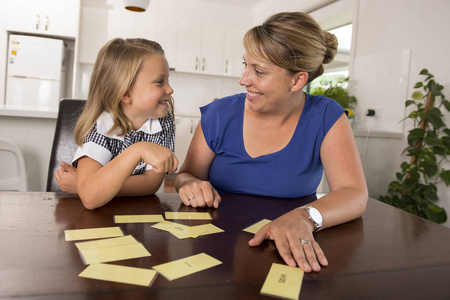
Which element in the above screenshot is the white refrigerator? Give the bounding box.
[5,34,66,109]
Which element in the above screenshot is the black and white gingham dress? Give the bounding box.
[73,112,174,176]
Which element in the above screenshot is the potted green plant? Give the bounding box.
[310,77,357,122]
[379,69,450,223]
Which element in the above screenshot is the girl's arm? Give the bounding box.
[77,142,177,210]
[249,113,368,272]
[55,160,166,197]
[175,122,221,208]
[116,170,165,196]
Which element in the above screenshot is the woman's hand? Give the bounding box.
[178,180,221,208]
[55,161,78,194]
[248,208,328,273]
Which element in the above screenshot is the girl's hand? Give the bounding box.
[55,161,78,194]
[178,180,221,208]
[248,208,328,273]
[139,142,178,174]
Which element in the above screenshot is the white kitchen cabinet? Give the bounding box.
[174,116,200,169]
[175,18,225,76]
[222,25,246,77]
[6,0,80,38]
[78,0,177,68]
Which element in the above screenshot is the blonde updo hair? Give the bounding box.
[243,12,338,84]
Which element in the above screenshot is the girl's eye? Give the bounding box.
[255,70,263,76]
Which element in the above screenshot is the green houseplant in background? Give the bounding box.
[379,69,450,223]
[310,76,357,121]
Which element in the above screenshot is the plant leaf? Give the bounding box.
[411,91,424,100]
[440,170,450,185]
[425,204,447,224]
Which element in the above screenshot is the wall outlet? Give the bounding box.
[366,107,383,118]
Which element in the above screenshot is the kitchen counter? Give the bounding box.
[0,105,58,119]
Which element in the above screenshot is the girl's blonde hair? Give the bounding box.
[74,38,173,146]
[243,12,338,84]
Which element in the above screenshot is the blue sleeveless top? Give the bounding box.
[200,93,345,198]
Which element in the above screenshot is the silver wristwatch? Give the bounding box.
[299,206,323,232]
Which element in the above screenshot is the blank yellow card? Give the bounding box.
[152,253,222,281]
[65,227,124,241]
[260,263,304,300]
[165,212,212,220]
[79,263,157,287]
[189,224,224,238]
[79,243,151,265]
[243,219,272,234]
[114,214,164,223]
[75,235,138,251]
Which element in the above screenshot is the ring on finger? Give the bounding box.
[301,238,312,246]
[187,196,195,201]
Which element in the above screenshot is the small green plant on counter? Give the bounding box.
[379,69,450,223]
[310,77,357,110]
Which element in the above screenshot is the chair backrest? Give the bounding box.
[46,99,86,192]
[0,138,28,191]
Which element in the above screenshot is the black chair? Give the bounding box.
[46,99,86,192]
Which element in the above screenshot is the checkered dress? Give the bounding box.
[74,112,174,176]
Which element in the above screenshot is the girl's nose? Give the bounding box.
[166,84,174,95]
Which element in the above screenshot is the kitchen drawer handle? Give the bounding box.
[202,58,206,71]
[225,60,229,74]
[35,14,40,30]
[44,15,49,31]
[195,57,199,71]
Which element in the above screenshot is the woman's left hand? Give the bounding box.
[248,208,328,272]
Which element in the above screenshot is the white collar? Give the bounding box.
[96,112,162,141]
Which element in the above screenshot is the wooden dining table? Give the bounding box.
[1,191,450,299]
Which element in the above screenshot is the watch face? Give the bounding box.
[309,207,323,225]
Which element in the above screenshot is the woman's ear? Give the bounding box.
[121,91,132,104]
[291,72,309,92]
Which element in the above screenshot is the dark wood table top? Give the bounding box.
[1,191,450,299]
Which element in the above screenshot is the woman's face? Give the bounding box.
[122,55,173,128]
[239,52,297,114]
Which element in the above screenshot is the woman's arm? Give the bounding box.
[175,122,221,208]
[249,114,368,272]
[77,142,177,210]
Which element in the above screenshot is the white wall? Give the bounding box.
[350,0,450,227]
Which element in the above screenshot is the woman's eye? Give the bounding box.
[255,70,263,75]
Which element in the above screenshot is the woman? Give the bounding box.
[175,12,368,273]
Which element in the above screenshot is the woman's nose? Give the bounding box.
[239,69,250,86]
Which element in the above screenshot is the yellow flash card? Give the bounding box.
[79,243,151,265]
[75,235,138,251]
[151,221,192,239]
[114,214,164,223]
[152,253,222,281]
[165,212,212,220]
[79,263,157,287]
[242,219,272,234]
[189,223,224,238]
[260,263,304,300]
[65,226,124,241]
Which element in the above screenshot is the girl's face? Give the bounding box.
[122,55,173,128]
[239,52,298,114]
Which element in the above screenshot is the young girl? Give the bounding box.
[55,38,178,210]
